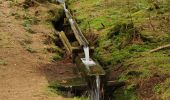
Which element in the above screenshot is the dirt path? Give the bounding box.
[0,0,73,100]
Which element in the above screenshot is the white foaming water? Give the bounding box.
[63,3,67,11]
[89,75,100,100]
[81,46,96,67]
[69,19,74,24]
[57,0,64,3]
[83,46,90,61]
[96,75,100,100]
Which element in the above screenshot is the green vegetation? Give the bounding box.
[48,77,88,99]
[68,0,170,99]
[19,39,37,53]
[21,0,65,60]
[114,84,137,100]
[21,0,170,99]
[153,78,170,99]
[22,10,38,33]
[51,54,62,61]
[0,59,7,66]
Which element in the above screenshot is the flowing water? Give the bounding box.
[57,0,101,99]
[83,46,90,61]
[96,75,100,100]
[83,47,100,100]
[57,0,65,4]
[90,75,100,100]
[69,18,74,25]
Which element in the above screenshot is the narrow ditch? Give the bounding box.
[50,8,88,97]
[49,3,125,100]
[52,12,77,43]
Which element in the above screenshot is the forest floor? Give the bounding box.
[0,0,75,100]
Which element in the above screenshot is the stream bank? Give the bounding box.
[67,0,170,99]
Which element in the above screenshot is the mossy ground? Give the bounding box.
[68,0,170,99]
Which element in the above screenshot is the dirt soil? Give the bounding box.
[0,0,75,100]
[136,73,170,100]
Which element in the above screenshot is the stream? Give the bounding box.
[56,0,101,100]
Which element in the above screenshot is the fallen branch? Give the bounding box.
[149,44,170,53]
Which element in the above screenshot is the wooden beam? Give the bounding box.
[58,31,72,54]
[65,10,89,46]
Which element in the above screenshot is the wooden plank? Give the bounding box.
[75,56,105,76]
[58,31,72,54]
[65,10,89,46]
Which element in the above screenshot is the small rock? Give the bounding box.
[59,72,64,74]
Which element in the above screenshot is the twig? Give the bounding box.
[149,44,170,53]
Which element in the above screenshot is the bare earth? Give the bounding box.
[0,0,73,100]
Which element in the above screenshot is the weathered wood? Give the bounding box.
[65,9,89,46]
[58,31,72,54]
[75,56,105,76]
[107,81,125,87]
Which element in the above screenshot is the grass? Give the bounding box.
[22,9,38,33]
[26,46,37,53]
[153,78,170,99]
[19,39,37,53]
[116,51,170,99]
[51,54,62,61]
[68,0,170,99]
[48,77,88,99]
[0,59,7,66]
[68,0,170,67]
[113,84,137,100]
[46,45,63,62]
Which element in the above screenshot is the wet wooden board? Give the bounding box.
[75,56,105,76]
[65,9,89,46]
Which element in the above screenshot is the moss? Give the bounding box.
[48,77,87,98]
[153,78,170,99]
[161,78,170,99]
[68,0,170,99]
[113,85,137,100]
[49,77,86,88]
[126,52,170,68]
[51,54,62,61]
[95,43,149,67]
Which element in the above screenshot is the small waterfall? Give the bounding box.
[57,0,64,3]
[63,3,67,11]
[90,75,100,100]
[69,19,74,24]
[57,0,67,11]
[83,46,90,62]
[57,0,102,99]
[81,46,96,71]
[96,75,100,100]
